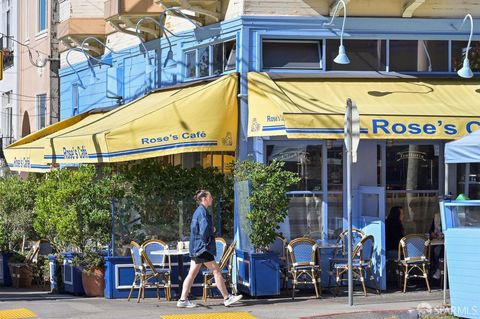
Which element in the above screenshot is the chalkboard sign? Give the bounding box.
[235,180,252,251]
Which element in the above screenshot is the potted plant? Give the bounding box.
[74,248,105,297]
[233,160,300,296]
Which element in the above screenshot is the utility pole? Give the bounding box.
[49,0,60,124]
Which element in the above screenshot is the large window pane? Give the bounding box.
[452,41,480,72]
[224,40,236,71]
[386,192,439,235]
[456,163,480,199]
[212,43,223,75]
[266,144,322,192]
[386,144,439,191]
[389,40,418,72]
[198,47,209,78]
[326,39,386,71]
[262,40,322,69]
[328,145,343,191]
[327,193,343,239]
[185,51,196,78]
[424,40,448,72]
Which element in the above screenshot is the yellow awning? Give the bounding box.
[44,74,238,164]
[4,113,104,172]
[248,72,480,139]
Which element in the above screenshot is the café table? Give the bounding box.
[151,249,189,298]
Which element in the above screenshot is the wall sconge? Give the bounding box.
[66,48,87,89]
[457,14,474,79]
[136,10,201,74]
[79,37,120,85]
[324,0,350,65]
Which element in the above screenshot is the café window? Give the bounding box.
[389,40,448,72]
[452,41,480,73]
[267,144,322,192]
[326,39,386,71]
[385,144,439,191]
[185,39,236,79]
[262,40,322,69]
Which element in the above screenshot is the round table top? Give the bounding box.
[150,249,189,256]
[315,240,342,249]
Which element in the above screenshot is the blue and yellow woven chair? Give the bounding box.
[287,237,321,299]
[398,234,431,293]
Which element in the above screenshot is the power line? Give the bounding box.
[1,33,49,68]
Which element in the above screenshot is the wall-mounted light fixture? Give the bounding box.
[324,0,350,64]
[65,48,88,89]
[79,37,120,85]
[457,14,474,78]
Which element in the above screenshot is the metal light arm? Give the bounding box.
[66,48,87,89]
[135,16,173,59]
[324,0,348,46]
[421,40,432,72]
[80,36,120,67]
[461,14,474,61]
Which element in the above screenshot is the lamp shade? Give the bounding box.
[163,50,176,68]
[334,44,350,64]
[457,58,473,78]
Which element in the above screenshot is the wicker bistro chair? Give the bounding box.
[287,237,321,299]
[398,234,431,293]
[142,239,172,301]
[331,235,380,296]
[127,241,150,303]
[328,229,365,287]
[268,236,289,289]
[202,240,237,303]
[214,237,228,264]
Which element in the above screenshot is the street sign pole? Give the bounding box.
[344,98,360,307]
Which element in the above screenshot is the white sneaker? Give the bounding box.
[224,294,243,307]
[433,269,441,280]
[177,299,197,308]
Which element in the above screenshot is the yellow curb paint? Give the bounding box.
[162,312,256,319]
[0,308,36,319]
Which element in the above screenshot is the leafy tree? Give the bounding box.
[233,160,300,251]
[0,175,40,251]
[34,165,117,252]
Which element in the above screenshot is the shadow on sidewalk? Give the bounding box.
[0,287,82,302]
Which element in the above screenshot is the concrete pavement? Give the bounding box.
[0,288,449,319]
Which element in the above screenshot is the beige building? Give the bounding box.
[17,0,57,138]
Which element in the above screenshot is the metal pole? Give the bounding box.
[111,199,116,257]
[443,163,449,305]
[347,103,353,306]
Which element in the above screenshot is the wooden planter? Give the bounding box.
[81,268,105,297]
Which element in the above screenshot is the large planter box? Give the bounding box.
[236,250,280,297]
[440,200,480,319]
[0,252,13,286]
[62,253,84,295]
[104,255,203,299]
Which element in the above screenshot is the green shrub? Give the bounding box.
[233,160,300,251]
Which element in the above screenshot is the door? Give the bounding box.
[355,185,386,290]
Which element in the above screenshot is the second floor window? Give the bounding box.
[185,39,236,79]
[36,94,46,129]
[38,0,47,33]
[262,40,322,69]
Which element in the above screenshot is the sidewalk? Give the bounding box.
[0,288,448,319]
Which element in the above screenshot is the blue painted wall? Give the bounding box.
[59,17,242,120]
[440,201,480,319]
